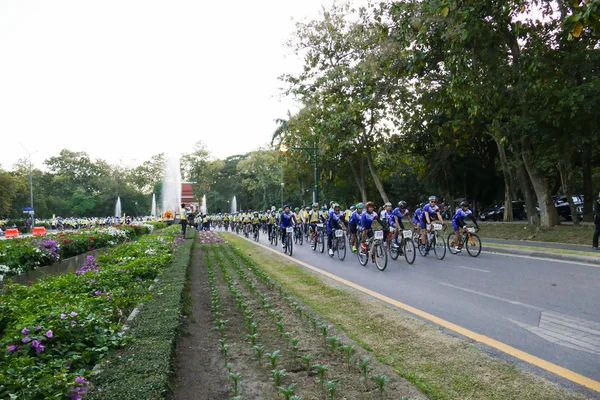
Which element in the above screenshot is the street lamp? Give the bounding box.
[19,143,35,226]
[279,143,319,203]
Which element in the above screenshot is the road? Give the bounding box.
[235,229,600,395]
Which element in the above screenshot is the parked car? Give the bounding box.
[553,195,583,221]
[478,201,526,221]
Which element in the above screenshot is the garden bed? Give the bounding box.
[170,240,425,399]
[0,226,187,399]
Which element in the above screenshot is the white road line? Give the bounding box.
[455,265,490,272]
[481,251,600,268]
[438,282,544,311]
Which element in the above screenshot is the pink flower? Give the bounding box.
[45,330,53,338]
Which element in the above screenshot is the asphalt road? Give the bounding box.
[234,228,600,395]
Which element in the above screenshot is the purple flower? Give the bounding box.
[70,394,82,400]
[75,377,87,384]
[66,361,71,367]
[36,325,43,331]
[7,345,17,352]
[60,313,67,319]
[94,290,102,296]
[21,327,30,335]
[35,344,45,353]
[31,339,41,347]
[70,311,78,317]
[70,320,76,325]
[46,330,53,338]
[22,336,30,343]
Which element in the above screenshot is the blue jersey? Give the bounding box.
[452,208,473,224]
[423,204,440,220]
[360,211,378,230]
[412,208,422,224]
[327,210,342,232]
[389,208,410,226]
[279,211,294,228]
[349,210,362,227]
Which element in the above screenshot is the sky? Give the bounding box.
[0,0,338,170]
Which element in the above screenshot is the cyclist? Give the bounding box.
[251,211,261,236]
[360,201,379,251]
[279,205,297,248]
[308,203,320,242]
[301,205,309,236]
[320,205,329,221]
[452,201,479,252]
[349,203,364,252]
[389,201,411,249]
[422,196,444,252]
[327,203,344,256]
[345,205,354,224]
[267,210,277,241]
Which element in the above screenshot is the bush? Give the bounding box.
[0,226,188,399]
[147,222,168,231]
[17,226,30,234]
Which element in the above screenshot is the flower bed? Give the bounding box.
[0,225,149,280]
[198,230,225,244]
[0,226,187,399]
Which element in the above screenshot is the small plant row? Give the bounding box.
[204,247,245,399]
[226,244,396,399]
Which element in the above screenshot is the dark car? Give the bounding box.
[553,195,583,221]
[479,201,526,221]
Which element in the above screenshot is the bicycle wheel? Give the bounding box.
[298,229,303,245]
[447,233,460,255]
[466,233,482,257]
[389,240,400,260]
[273,230,278,246]
[433,233,446,260]
[287,233,294,256]
[318,231,325,253]
[357,243,369,266]
[311,234,317,251]
[374,243,388,271]
[337,236,346,261]
[404,239,416,265]
[418,237,428,257]
[328,240,335,258]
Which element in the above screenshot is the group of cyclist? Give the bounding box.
[207,196,479,256]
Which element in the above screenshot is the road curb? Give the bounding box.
[483,245,600,265]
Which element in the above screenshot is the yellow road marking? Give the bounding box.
[231,234,600,393]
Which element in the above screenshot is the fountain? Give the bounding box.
[200,195,207,215]
[151,193,157,218]
[231,196,237,214]
[161,155,182,221]
[115,197,122,218]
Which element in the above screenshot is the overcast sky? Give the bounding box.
[0,0,339,170]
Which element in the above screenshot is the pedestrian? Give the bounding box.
[180,203,188,236]
[593,192,600,250]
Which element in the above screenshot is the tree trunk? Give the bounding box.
[521,137,560,228]
[558,154,579,225]
[582,146,593,222]
[490,135,514,222]
[347,156,367,204]
[365,150,389,204]
[514,146,539,225]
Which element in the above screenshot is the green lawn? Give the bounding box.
[478,223,594,246]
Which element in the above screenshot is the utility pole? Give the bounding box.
[19,143,35,226]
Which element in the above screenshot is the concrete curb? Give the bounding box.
[483,245,600,265]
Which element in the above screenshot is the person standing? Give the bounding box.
[593,192,600,250]
[180,203,188,236]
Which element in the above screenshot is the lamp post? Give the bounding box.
[280,144,319,203]
[19,143,35,226]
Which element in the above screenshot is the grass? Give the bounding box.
[225,233,587,400]
[485,242,600,258]
[87,230,196,400]
[478,223,594,245]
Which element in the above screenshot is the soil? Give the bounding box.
[171,240,427,400]
[169,245,230,400]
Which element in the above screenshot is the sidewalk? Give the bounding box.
[482,238,600,265]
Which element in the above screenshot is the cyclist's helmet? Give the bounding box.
[294,207,300,211]
[356,202,364,209]
[278,208,283,212]
[321,206,327,211]
[418,203,426,208]
[254,211,259,215]
[460,201,470,208]
[398,201,407,209]
[384,202,392,208]
[333,203,340,209]
[284,205,291,210]
[350,205,356,210]
[365,201,375,209]
[312,203,319,208]
[428,195,437,202]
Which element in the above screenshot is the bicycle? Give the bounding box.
[417,223,446,260]
[270,226,279,246]
[311,222,326,253]
[329,228,347,261]
[388,227,416,265]
[447,226,481,257]
[243,224,251,238]
[253,225,260,242]
[283,226,294,256]
[358,229,388,271]
[294,223,304,245]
